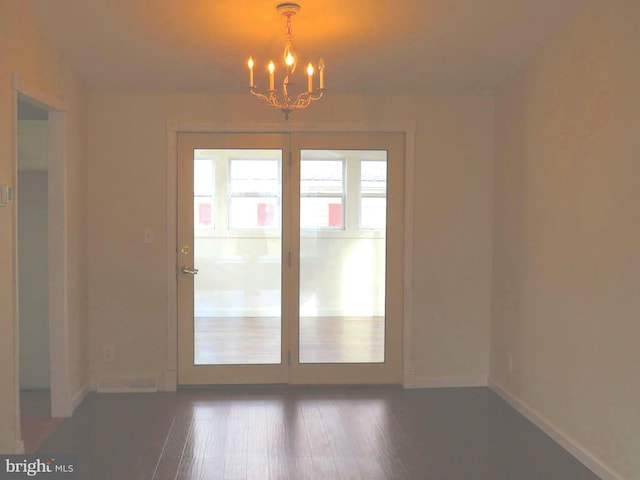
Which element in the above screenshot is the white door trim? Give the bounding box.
[12,74,72,434]
[165,122,416,390]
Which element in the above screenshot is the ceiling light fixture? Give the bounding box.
[247,2,326,120]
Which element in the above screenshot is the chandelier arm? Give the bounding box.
[249,88,282,109]
[282,92,322,111]
[249,87,324,113]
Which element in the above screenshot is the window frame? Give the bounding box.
[359,159,387,231]
[193,156,216,232]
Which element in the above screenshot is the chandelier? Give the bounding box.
[247,2,326,120]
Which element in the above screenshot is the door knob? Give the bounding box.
[181,265,199,275]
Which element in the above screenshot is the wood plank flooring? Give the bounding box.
[36,386,600,479]
[20,389,64,453]
[194,317,384,365]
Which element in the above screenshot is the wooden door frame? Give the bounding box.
[164,122,416,390]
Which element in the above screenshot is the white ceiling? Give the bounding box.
[27,0,587,94]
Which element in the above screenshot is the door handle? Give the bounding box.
[181,265,199,275]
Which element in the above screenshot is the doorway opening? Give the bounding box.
[16,97,62,453]
[13,83,69,454]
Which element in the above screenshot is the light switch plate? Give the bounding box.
[0,184,14,206]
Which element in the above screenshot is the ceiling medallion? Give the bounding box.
[247,3,326,120]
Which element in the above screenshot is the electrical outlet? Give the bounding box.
[143,228,154,244]
[103,344,116,362]
[506,352,513,374]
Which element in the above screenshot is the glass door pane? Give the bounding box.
[298,149,387,363]
[193,149,282,365]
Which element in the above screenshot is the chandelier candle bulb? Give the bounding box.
[285,52,295,76]
[248,57,254,87]
[268,61,275,91]
[307,63,314,93]
[319,58,325,89]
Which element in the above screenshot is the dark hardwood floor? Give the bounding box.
[20,389,64,453]
[36,386,600,480]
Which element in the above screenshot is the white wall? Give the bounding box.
[491,1,640,478]
[0,0,89,453]
[87,92,494,388]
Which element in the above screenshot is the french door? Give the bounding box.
[177,132,404,385]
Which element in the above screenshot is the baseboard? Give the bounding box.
[163,370,177,392]
[410,375,488,389]
[14,440,25,455]
[96,374,158,393]
[70,381,92,412]
[403,368,416,388]
[488,378,624,480]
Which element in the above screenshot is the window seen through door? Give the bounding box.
[300,159,345,229]
[360,160,387,229]
[193,150,387,232]
[194,158,215,230]
[229,159,280,229]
